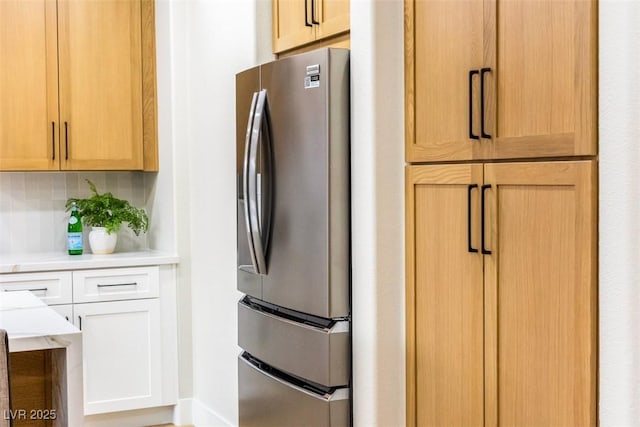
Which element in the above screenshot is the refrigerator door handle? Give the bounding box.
[247,89,273,275]
[243,92,260,273]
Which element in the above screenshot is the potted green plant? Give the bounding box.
[65,180,149,254]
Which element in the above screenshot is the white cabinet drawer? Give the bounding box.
[0,271,72,305]
[73,266,159,303]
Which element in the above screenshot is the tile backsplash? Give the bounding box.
[0,172,152,255]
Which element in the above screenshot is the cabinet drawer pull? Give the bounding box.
[481,184,492,255]
[52,122,56,160]
[480,67,491,139]
[78,316,82,331]
[304,0,312,27]
[96,282,138,288]
[467,184,478,253]
[468,70,479,140]
[311,0,319,24]
[3,287,48,293]
[64,121,69,160]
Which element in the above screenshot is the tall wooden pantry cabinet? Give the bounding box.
[405,0,598,425]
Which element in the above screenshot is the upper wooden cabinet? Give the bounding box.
[273,0,349,54]
[0,0,59,170]
[0,0,158,171]
[58,0,143,170]
[405,0,597,162]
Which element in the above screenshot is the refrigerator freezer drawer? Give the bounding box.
[238,298,349,387]
[239,354,350,427]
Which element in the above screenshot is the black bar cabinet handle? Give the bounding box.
[64,121,69,160]
[51,122,55,160]
[468,184,479,253]
[304,0,312,27]
[3,287,47,293]
[480,67,491,139]
[78,315,82,331]
[311,0,319,24]
[469,70,479,140]
[481,184,492,255]
[97,282,138,288]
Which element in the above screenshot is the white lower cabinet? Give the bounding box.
[0,263,177,421]
[74,298,162,415]
[50,303,73,323]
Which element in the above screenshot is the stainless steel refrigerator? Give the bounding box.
[236,48,351,427]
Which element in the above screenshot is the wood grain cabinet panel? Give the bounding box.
[273,0,315,54]
[406,164,484,427]
[273,0,349,54]
[483,0,597,159]
[0,0,158,171]
[406,161,597,426]
[314,0,349,42]
[407,0,484,162]
[483,161,597,426]
[0,0,59,170]
[58,0,143,170]
[405,0,597,162]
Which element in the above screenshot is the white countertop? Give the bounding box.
[0,290,80,352]
[0,250,179,274]
[1,291,84,425]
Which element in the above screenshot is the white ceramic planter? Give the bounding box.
[89,227,118,254]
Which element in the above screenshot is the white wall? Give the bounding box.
[154,0,194,406]
[166,0,259,424]
[599,1,640,424]
[350,1,406,425]
[147,0,178,256]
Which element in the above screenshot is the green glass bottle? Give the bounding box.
[67,202,83,255]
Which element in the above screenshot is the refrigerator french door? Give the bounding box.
[236,48,351,426]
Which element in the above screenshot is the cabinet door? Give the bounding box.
[273,0,316,53]
[58,0,143,170]
[0,0,59,170]
[75,299,161,415]
[483,0,597,159]
[483,161,596,426]
[314,0,349,41]
[406,164,484,427]
[51,304,74,323]
[405,0,484,162]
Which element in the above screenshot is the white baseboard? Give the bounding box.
[174,398,233,427]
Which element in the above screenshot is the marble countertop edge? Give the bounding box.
[0,250,180,274]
